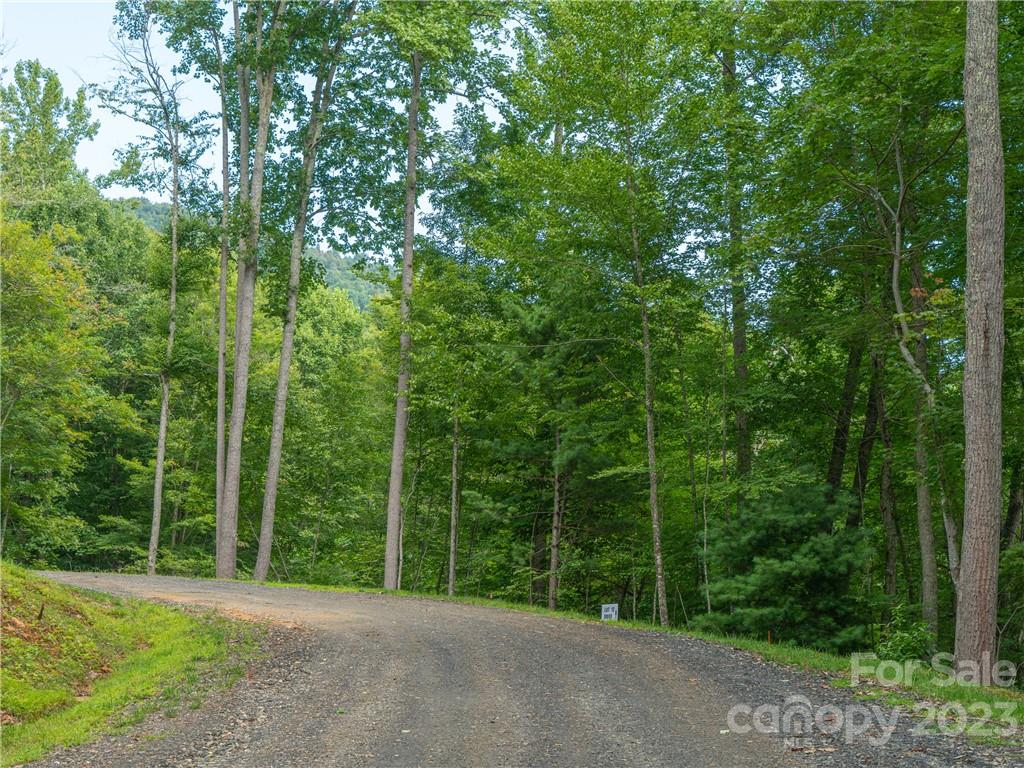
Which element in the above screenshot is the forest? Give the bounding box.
[1,0,1021,676]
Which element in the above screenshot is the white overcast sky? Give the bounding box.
[2,1,224,199]
[2,0,491,229]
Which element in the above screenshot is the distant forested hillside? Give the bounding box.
[119,199,383,310]
[120,197,171,232]
[309,250,385,311]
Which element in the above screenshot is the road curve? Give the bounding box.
[33,572,1020,768]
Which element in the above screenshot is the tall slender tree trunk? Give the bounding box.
[720,308,729,486]
[722,45,751,489]
[913,396,940,638]
[892,223,942,637]
[1003,459,1023,548]
[219,258,256,578]
[674,327,698,527]
[913,252,963,599]
[548,429,561,610]
[148,147,179,577]
[217,0,251,578]
[640,296,668,627]
[149,374,171,574]
[626,166,668,626]
[214,52,230,532]
[956,0,1004,680]
[851,352,882,509]
[169,500,181,548]
[384,51,422,590]
[447,416,459,596]
[254,14,350,580]
[877,366,900,616]
[253,150,314,582]
[827,335,865,492]
[530,512,546,605]
[218,2,281,578]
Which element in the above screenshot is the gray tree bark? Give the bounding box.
[876,363,899,610]
[447,417,459,596]
[913,391,940,637]
[253,142,314,582]
[214,31,230,537]
[850,352,882,522]
[139,33,181,578]
[548,429,561,610]
[956,0,1004,679]
[530,513,546,605]
[640,290,668,627]
[722,45,751,488]
[147,168,177,576]
[891,228,942,638]
[384,51,422,590]
[216,0,251,578]
[254,7,353,581]
[827,336,865,492]
[217,0,284,578]
[1003,459,1022,548]
[627,171,668,627]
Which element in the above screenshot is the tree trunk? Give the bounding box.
[148,374,171,575]
[218,259,256,579]
[447,416,459,596]
[956,0,1004,680]
[827,336,865,492]
[720,309,729,486]
[169,500,181,548]
[217,7,280,578]
[628,179,668,626]
[701,393,713,613]
[1003,459,1022,548]
[640,297,668,627]
[217,0,250,577]
[254,25,347,580]
[214,41,230,538]
[384,51,421,590]
[892,233,942,637]
[877,369,899,614]
[849,352,882,527]
[913,396,940,638]
[722,45,751,489]
[548,429,561,610]
[674,327,699,527]
[253,152,313,582]
[148,146,179,577]
[530,510,546,605]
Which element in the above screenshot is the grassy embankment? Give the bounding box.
[0,563,261,766]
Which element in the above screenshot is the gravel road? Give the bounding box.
[31,572,1023,768]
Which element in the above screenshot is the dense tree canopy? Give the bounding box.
[1,1,1021,669]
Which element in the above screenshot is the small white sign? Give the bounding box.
[601,603,619,621]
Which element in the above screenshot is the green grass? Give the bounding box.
[0,563,262,766]
[256,577,1023,741]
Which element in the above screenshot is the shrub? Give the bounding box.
[695,483,872,653]
[876,603,933,661]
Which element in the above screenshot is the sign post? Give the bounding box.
[601,603,619,621]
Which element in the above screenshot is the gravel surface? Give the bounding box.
[30,572,1024,768]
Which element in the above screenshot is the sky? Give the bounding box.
[2,0,220,199]
[2,1,490,225]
